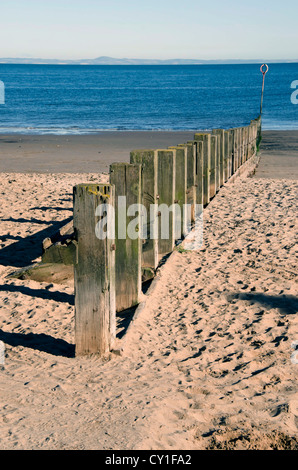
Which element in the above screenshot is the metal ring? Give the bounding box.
[260,64,269,75]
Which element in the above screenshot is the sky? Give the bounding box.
[0,0,297,60]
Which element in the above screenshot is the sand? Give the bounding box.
[1,130,297,175]
[0,131,195,173]
[256,131,298,179]
[0,131,297,450]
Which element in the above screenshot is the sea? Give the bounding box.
[0,63,297,134]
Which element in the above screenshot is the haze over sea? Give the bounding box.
[0,63,297,134]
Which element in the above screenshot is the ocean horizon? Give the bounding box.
[0,63,297,134]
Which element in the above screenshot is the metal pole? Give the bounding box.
[260,64,269,116]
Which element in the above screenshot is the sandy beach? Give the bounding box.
[0,131,297,450]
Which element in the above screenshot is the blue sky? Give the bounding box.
[0,0,297,60]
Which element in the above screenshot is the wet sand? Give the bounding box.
[0,130,297,177]
[0,131,195,173]
[255,131,298,179]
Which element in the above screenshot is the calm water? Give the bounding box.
[0,63,297,134]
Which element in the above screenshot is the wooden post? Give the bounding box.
[237,128,241,169]
[244,126,249,162]
[212,129,224,188]
[242,127,246,162]
[110,162,142,312]
[130,150,159,270]
[224,130,229,182]
[252,122,257,156]
[210,135,217,198]
[73,183,116,356]
[185,142,196,222]
[242,127,246,164]
[157,149,176,258]
[177,142,196,223]
[229,129,234,176]
[240,128,243,167]
[250,120,258,157]
[195,140,204,208]
[233,129,239,172]
[194,133,211,206]
[248,124,253,159]
[256,116,262,149]
[239,128,242,167]
[235,128,240,170]
[168,146,187,238]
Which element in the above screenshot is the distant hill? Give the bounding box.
[0,56,297,65]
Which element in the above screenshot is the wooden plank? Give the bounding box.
[185,142,196,222]
[210,135,217,198]
[195,140,204,208]
[224,130,230,182]
[212,129,224,188]
[194,133,211,206]
[234,128,240,171]
[110,162,142,312]
[42,242,75,265]
[229,129,234,178]
[130,150,159,270]
[73,183,116,356]
[157,149,176,258]
[239,128,243,166]
[229,129,235,174]
[168,145,187,238]
[244,126,249,162]
[248,124,253,159]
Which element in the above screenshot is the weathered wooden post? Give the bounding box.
[250,119,259,156]
[157,149,176,258]
[177,142,196,223]
[236,128,240,170]
[110,162,142,312]
[242,127,246,164]
[210,135,217,198]
[242,126,247,162]
[73,183,116,356]
[238,128,242,166]
[223,130,229,182]
[245,126,249,162]
[195,140,204,208]
[251,121,257,156]
[229,129,234,176]
[184,142,196,222]
[168,145,188,238]
[246,125,249,160]
[234,128,240,171]
[248,124,253,159]
[256,115,262,149]
[194,133,211,206]
[212,129,224,188]
[130,150,159,271]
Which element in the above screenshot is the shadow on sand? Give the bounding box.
[229,292,298,316]
[0,216,72,268]
[0,329,75,358]
[0,283,74,305]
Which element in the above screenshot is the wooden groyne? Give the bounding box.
[43,116,262,356]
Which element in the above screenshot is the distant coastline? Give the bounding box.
[0,56,298,65]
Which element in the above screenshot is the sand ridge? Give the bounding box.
[0,171,297,450]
